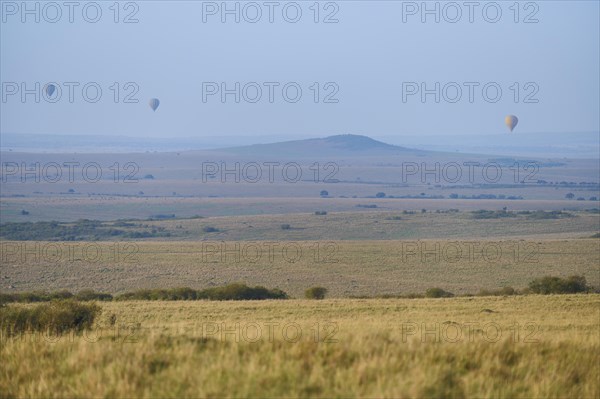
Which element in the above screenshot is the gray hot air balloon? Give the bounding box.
[45,84,56,97]
[505,115,518,132]
[149,98,160,111]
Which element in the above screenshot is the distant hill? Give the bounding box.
[218,134,425,157]
[3,132,597,158]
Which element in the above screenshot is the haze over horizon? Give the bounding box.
[1,131,598,159]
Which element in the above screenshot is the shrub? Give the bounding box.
[0,300,100,336]
[3,292,38,303]
[115,289,154,301]
[375,192,386,198]
[30,291,59,301]
[305,287,328,300]
[471,210,516,219]
[202,226,219,233]
[528,275,588,294]
[74,290,113,301]
[114,284,288,301]
[151,214,176,220]
[198,284,288,301]
[280,224,291,230]
[425,288,454,298]
[0,219,172,241]
[49,290,74,300]
[477,286,517,297]
[0,290,75,303]
[0,294,11,307]
[114,288,192,301]
[525,211,573,220]
[314,211,327,215]
[168,287,198,300]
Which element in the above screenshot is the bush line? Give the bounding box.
[0,283,288,304]
[0,276,595,304]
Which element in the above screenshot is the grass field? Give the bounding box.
[148,210,600,241]
[2,238,598,297]
[1,150,598,398]
[1,196,598,222]
[2,209,599,241]
[1,295,598,398]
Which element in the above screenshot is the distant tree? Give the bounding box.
[75,289,113,301]
[590,197,598,201]
[449,193,459,199]
[528,275,588,294]
[67,188,75,193]
[320,190,329,197]
[577,197,585,201]
[565,193,575,199]
[144,174,155,179]
[425,287,454,298]
[305,287,327,300]
[421,209,427,213]
[375,192,386,198]
[280,224,291,230]
[20,210,29,215]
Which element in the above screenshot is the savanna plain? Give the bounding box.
[1,143,599,398]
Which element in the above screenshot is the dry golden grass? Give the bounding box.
[1,295,598,398]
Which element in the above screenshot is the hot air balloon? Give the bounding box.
[505,115,518,132]
[45,84,56,97]
[149,98,160,111]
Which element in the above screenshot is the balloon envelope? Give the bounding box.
[505,115,518,132]
[45,84,56,97]
[149,98,160,111]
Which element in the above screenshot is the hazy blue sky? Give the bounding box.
[1,1,599,138]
